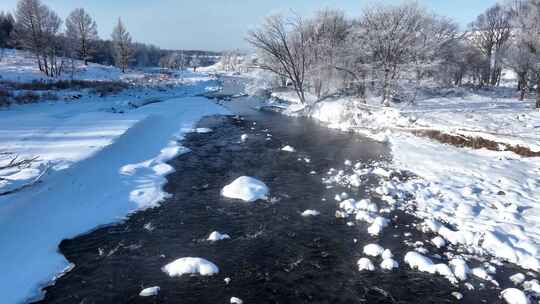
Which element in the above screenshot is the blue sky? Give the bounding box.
[0,0,497,51]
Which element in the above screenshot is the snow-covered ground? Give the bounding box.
[0,55,228,303]
[0,48,123,83]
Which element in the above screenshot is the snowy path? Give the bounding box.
[0,97,227,303]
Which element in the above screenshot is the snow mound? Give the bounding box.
[230,297,244,304]
[281,145,296,152]
[301,210,321,217]
[501,288,530,304]
[357,258,375,271]
[139,286,160,297]
[363,244,385,257]
[380,258,399,270]
[162,257,219,277]
[222,176,269,202]
[207,231,231,242]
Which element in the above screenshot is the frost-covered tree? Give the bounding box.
[65,8,98,65]
[0,12,14,48]
[353,3,433,105]
[512,0,540,108]
[304,9,350,100]
[14,0,63,77]
[247,14,313,104]
[111,18,132,73]
[468,3,513,86]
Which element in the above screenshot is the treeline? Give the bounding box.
[0,0,219,77]
[247,1,540,108]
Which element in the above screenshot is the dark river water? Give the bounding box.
[35,78,511,304]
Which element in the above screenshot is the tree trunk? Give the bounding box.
[536,79,540,109]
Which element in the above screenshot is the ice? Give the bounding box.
[139,286,160,297]
[240,134,248,142]
[431,236,446,249]
[510,273,526,285]
[207,231,231,242]
[162,257,219,277]
[221,176,269,202]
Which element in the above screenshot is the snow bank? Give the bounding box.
[162,257,219,277]
[0,93,227,303]
[207,231,231,242]
[221,176,269,202]
[139,286,160,297]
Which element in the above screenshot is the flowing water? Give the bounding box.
[35,77,509,304]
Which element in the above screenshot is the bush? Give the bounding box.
[0,88,12,107]
[14,91,40,104]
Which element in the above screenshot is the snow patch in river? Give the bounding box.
[222,176,269,202]
[139,286,160,297]
[162,257,219,277]
[207,231,231,242]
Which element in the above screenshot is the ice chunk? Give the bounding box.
[301,210,321,217]
[230,297,244,304]
[139,286,160,297]
[281,145,296,152]
[222,176,269,202]
[207,231,231,242]
[162,257,219,277]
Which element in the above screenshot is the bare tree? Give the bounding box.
[14,0,63,77]
[468,3,513,86]
[111,18,132,73]
[65,8,98,65]
[247,14,312,104]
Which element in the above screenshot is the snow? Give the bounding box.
[363,244,385,257]
[230,297,244,304]
[139,286,160,297]
[0,49,123,83]
[380,258,399,270]
[221,176,269,202]
[0,70,227,303]
[510,273,527,285]
[500,288,530,304]
[357,258,375,271]
[301,209,321,217]
[281,145,296,152]
[162,257,219,277]
[207,231,231,242]
[431,236,447,249]
[404,252,457,283]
